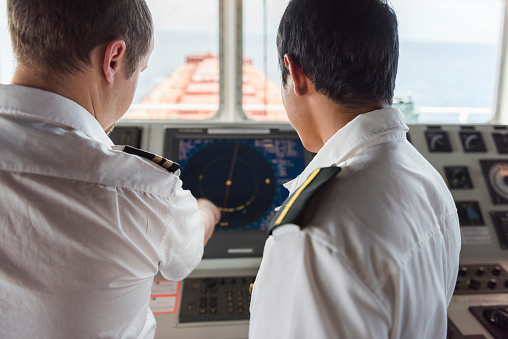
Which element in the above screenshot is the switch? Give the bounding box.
[468,279,481,290]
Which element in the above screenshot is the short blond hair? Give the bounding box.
[8,0,153,78]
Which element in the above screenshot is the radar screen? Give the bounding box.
[178,137,307,232]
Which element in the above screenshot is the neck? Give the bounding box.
[310,97,388,152]
[11,63,104,127]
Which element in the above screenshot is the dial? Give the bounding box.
[459,131,486,153]
[488,163,508,201]
[480,160,508,204]
[425,131,452,152]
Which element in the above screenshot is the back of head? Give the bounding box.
[277,0,399,106]
[7,0,153,78]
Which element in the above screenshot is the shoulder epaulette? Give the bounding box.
[122,145,180,174]
[268,166,341,235]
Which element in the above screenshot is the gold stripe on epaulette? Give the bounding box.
[161,160,173,169]
[274,168,322,226]
[153,155,163,164]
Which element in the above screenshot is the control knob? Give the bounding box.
[459,266,468,276]
[468,279,481,290]
[476,267,485,276]
[487,279,497,289]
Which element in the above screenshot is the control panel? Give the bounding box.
[454,264,508,295]
[409,125,508,339]
[179,276,255,323]
[111,123,508,339]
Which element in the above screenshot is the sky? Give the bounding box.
[393,0,503,44]
[243,0,504,44]
[147,0,219,32]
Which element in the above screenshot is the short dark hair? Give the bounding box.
[277,0,399,106]
[8,0,153,78]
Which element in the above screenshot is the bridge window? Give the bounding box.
[0,0,221,121]
[392,0,503,124]
[127,0,220,120]
[242,0,287,121]
[241,0,504,124]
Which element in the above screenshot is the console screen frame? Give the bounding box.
[163,126,313,258]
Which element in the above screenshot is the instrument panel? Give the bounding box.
[110,123,508,339]
[411,125,508,256]
[409,125,508,339]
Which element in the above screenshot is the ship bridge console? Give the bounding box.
[111,122,508,339]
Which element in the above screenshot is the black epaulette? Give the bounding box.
[122,145,180,173]
[268,166,341,235]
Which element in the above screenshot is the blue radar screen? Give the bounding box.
[180,140,278,230]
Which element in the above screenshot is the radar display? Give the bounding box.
[179,138,306,231]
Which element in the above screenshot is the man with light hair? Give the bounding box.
[0,1,219,338]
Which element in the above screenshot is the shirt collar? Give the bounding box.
[0,84,113,146]
[284,107,409,193]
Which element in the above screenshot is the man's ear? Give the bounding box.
[103,39,127,83]
[284,54,308,96]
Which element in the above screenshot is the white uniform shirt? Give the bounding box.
[0,84,204,339]
[249,107,461,339]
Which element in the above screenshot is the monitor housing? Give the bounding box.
[164,126,312,259]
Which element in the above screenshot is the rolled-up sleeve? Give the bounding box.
[159,179,204,281]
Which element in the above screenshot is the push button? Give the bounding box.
[468,279,481,290]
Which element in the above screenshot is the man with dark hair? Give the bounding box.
[0,1,219,338]
[249,1,461,338]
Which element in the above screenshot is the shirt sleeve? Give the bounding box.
[249,225,391,339]
[158,178,204,281]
